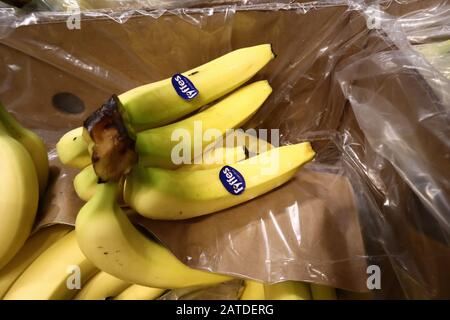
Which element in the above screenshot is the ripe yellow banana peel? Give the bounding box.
[76,182,232,289]
[74,144,248,202]
[0,102,48,195]
[74,271,130,300]
[114,285,166,300]
[0,125,39,270]
[120,44,275,132]
[4,231,98,300]
[0,224,72,299]
[135,80,272,169]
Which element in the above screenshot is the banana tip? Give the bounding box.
[270,43,277,59]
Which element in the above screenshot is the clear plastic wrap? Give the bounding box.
[336,0,450,298]
[0,0,449,299]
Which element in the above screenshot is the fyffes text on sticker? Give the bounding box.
[219,165,246,195]
[171,74,199,100]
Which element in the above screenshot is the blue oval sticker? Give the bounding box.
[219,166,246,196]
[171,73,199,100]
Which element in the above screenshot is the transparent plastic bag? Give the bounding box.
[335,1,450,298]
[0,0,449,299]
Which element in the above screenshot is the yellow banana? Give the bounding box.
[178,145,246,172]
[73,165,99,202]
[310,284,337,300]
[264,281,312,300]
[56,127,91,169]
[60,128,273,172]
[179,129,274,171]
[76,182,232,289]
[179,131,274,171]
[74,271,130,300]
[178,130,274,171]
[74,146,246,202]
[119,44,274,132]
[124,142,315,220]
[240,281,266,300]
[0,126,39,270]
[73,133,270,202]
[0,102,48,195]
[4,231,98,300]
[0,224,72,299]
[57,44,274,167]
[136,80,272,168]
[226,129,274,154]
[114,285,166,300]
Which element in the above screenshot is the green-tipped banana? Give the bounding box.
[0,102,49,195]
[136,80,272,168]
[310,284,337,300]
[0,125,39,270]
[264,281,312,300]
[76,182,231,289]
[74,271,130,300]
[124,142,315,220]
[56,127,91,169]
[120,44,274,132]
[0,224,72,299]
[114,285,166,300]
[4,231,98,300]
[240,281,265,300]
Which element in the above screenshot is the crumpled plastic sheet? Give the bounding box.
[0,0,449,299]
[335,1,450,299]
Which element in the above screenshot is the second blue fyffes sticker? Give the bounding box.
[171,73,199,100]
[219,166,246,195]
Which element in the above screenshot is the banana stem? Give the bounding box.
[94,182,119,202]
[0,102,11,136]
[0,118,7,136]
[0,101,22,138]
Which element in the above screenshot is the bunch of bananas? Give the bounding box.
[0,44,339,300]
[1,226,170,300]
[0,101,48,276]
[0,222,337,300]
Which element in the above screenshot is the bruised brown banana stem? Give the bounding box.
[83,95,137,182]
